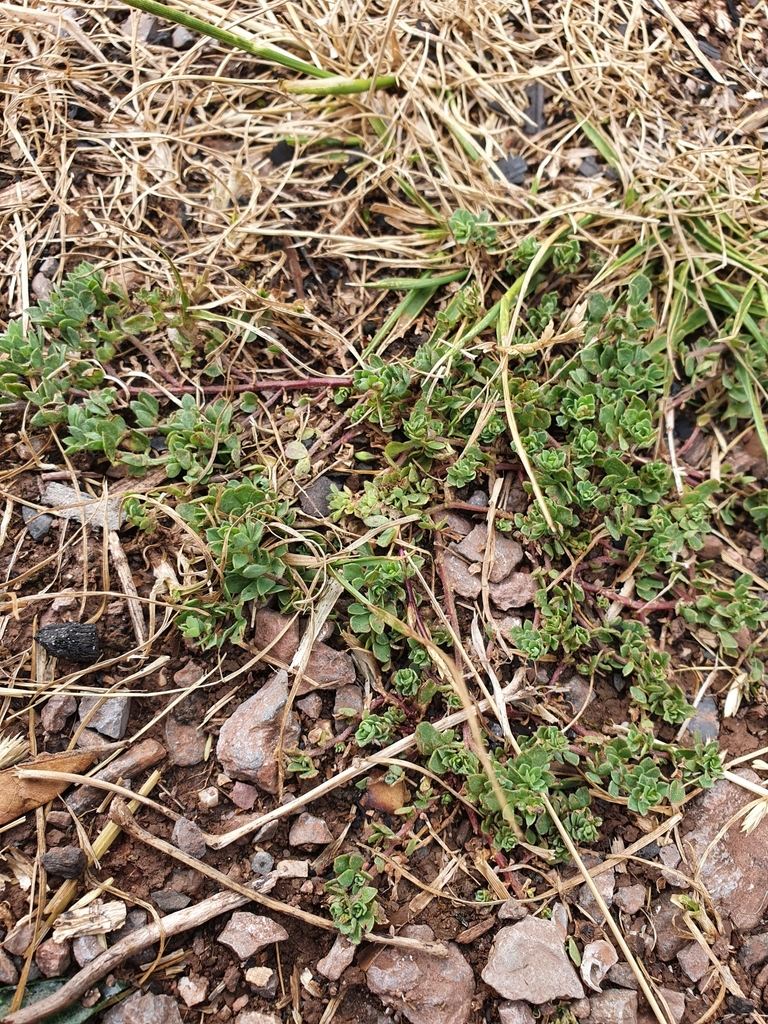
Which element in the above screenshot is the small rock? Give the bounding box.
[178,973,209,1007]
[171,24,194,48]
[297,693,323,719]
[35,937,71,977]
[333,684,364,722]
[124,993,183,1024]
[606,962,639,989]
[572,997,592,1018]
[467,490,488,506]
[245,966,278,998]
[589,989,637,1024]
[441,551,481,598]
[561,674,595,716]
[198,786,219,809]
[498,898,529,921]
[253,610,356,691]
[41,845,87,879]
[235,1013,281,1024]
[366,924,474,1024]
[78,694,131,739]
[577,867,615,925]
[41,694,77,732]
[41,482,124,531]
[22,504,53,540]
[360,773,409,813]
[739,931,768,971]
[442,512,473,536]
[72,934,104,967]
[453,524,524,582]
[658,987,685,1024]
[482,917,584,1003]
[120,12,157,42]
[0,948,19,984]
[151,890,191,912]
[578,156,603,177]
[498,1003,536,1024]
[3,919,35,955]
[489,573,539,610]
[35,622,100,662]
[496,154,528,185]
[250,851,274,876]
[171,818,207,860]
[299,475,339,518]
[231,781,259,810]
[650,895,687,961]
[46,811,72,828]
[218,913,288,960]
[317,935,356,980]
[676,941,710,982]
[165,718,207,765]
[289,812,333,847]
[682,696,719,743]
[659,845,686,887]
[216,671,300,793]
[699,534,724,560]
[273,859,308,878]
[30,272,54,301]
[110,908,156,964]
[614,884,646,915]
[173,660,205,687]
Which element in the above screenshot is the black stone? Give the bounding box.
[35,623,100,662]
[41,845,88,879]
[151,890,191,912]
[22,505,53,540]
[496,154,528,185]
[268,140,294,166]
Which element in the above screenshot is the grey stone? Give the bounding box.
[79,693,131,739]
[659,844,687,887]
[496,154,528,185]
[151,890,191,912]
[124,993,183,1024]
[72,934,104,967]
[453,524,524,582]
[658,987,685,1024]
[0,948,19,984]
[589,989,637,1024]
[577,867,615,925]
[441,550,482,598]
[482,917,584,1003]
[251,851,274,876]
[682,695,719,742]
[289,812,332,847]
[739,931,768,971]
[178,973,209,1006]
[682,769,768,929]
[41,845,87,878]
[171,24,195,48]
[317,935,356,980]
[578,156,603,177]
[676,941,710,982]
[165,718,206,766]
[561,674,595,716]
[216,671,300,793]
[299,475,339,518]
[297,693,323,719]
[498,1002,536,1024]
[333,684,363,723]
[31,272,54,301]
[497,898,528,921]
[649,895,687,961]
[489,573,539,609]
[171,818,207,860]
[35,937,71,977]
[42,481,124,531]
[217,913,288,959]
[606,962,639,989]
[253,610,355,691]
[614,884,646,915]
[366,924,474,1024]
[41,694,77,732]
[22,504,53,540]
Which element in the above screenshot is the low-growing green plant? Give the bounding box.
[324,854,384,944]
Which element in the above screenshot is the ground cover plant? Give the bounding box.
[1,1,768,1023]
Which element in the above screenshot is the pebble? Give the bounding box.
[299,475,339,518]
[0,948,19,984]
[333,684,364,723]
[198,786,219,809]
[250,851,274,876]
[231,781,259,810]
[35,937,71,977]
[497,898,529,922]
[3,919,35,955]
[498,1003,536,1024]
[120,12,156,42]
[658,986,685,1023]
[577,866,615,924]
[253,610,356,691]
[22,504,53,540]
[488,572,539,610]
[217,913,289,959]
[606,962,639,989]
[441,551,481,598]
[173,660,205,687]
[41,481,124,531]
[739,931,768,971]
[453,524,524,582]
[659,845,687,887]
[123,993,183,1024]
[178,973,209,1007]
[273,859,308,878]
[561,673,595,716]
[681,695,719,742]
[171,818,207,860]
[589,989,637,1024]
[41,694,77,732]
[151,890,191,912]
[235,1013,281,1024]
[317,935,355,980]
[245,966,278,998]
[649,895,688,961]
[289,812,333,847]
[41,845,87,879]
[78,694,131,739]
[676,941,710,982]
[613,884,646,915]
[216,671,300,793]
[171,24,195,48]
[72,934,104,967]
[297,693,323,719]
[496,154,528,185]
[482,917,584,1003]
[165,718,207,765]
[366,925,474,1024]
[682,768,768,929]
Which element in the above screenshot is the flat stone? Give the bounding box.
[250,851,274,876]
[482,917,584,1003]
[173,660,205,687]
[367,924,474,1024]
[682,769,768,929]
[649,895,687,961]
[489,573,539,610]
[42,481,124,531]
[35,937,71,977]
[453,524,524,582]
[333,684,363,723]
[659,844,687,887]
[658,987,685,1024]
[151,890,191,912]
[245,966,278,998]
[589,989,637,1024]
[41,845,87,879]
[577,867,615,925]
[289,812,333,847]
[606,962,639,989]
[171,24,194,48]
[498,898,529,921]
[0,948,19,984]
[231,781,259,810]
[41,694,77,732]
[681,695,719,742]
[676,941,710,982]
[441,551,481,599]
[218,913,289,960]
[739,931,768,971]
[253,610,356,691]
[198,786,219,809]
[496,154,528,185]
[72,934,104,967]
[124,993,183,1024]
[442,512,473,536]
[178,973,209,1007]
[317,935,356,980]
[299,475,338,518]
[235,1014,281,1024]
[66,739,165,815]
[165,718,206,765]
[3,919,34,955]
[22,504,53,540]
[171,818,207,860]
[297,693,323,719]
[498,1002,536,1024]
[78,694,131,739]
[216,671,300,793]
[561,674,595,716]
[614,884,646,915]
